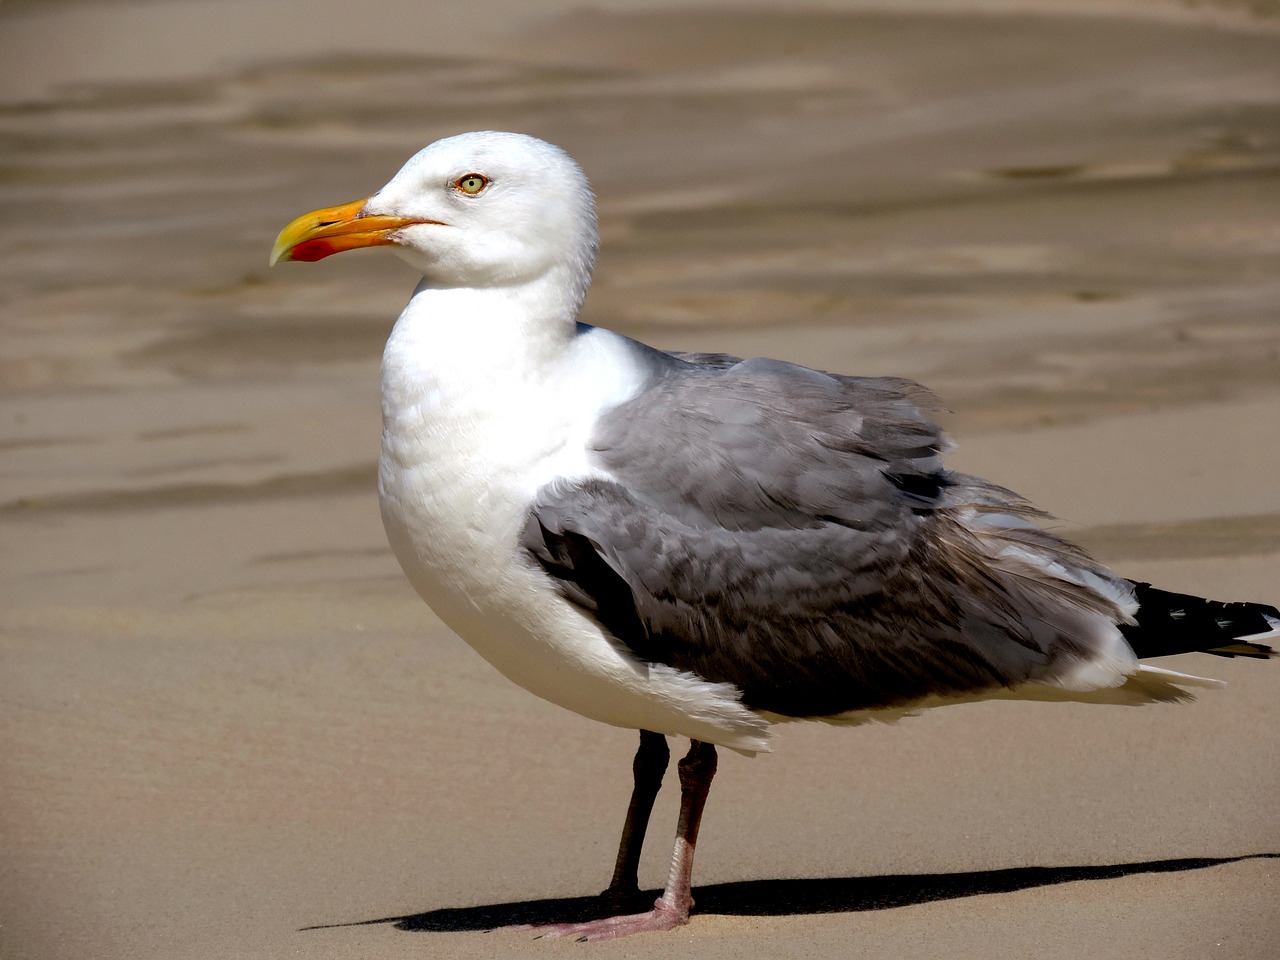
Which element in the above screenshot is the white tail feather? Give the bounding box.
[1135,663,1226,689]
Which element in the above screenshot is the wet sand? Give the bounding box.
[1,2,1278,957]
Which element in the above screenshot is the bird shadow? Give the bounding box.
[303,852,1277,933]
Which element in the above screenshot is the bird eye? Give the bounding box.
[455,173,489,195]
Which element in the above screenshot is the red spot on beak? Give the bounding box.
[289,238,341,262]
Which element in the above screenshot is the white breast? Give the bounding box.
[376,286,773,753]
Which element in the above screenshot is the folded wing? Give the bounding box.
[523,351,1143,717]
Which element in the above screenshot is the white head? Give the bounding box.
[272,131,598,307]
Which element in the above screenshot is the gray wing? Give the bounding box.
[523,352,1133,717]
[593,354,952,532]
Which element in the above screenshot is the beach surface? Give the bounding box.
[1,1,1278,957]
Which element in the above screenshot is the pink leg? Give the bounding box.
[524,740,718,941]
[601,730,669,908]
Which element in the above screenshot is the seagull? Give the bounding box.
[271,130,1278,940]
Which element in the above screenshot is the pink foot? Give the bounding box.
[515,899,688,942]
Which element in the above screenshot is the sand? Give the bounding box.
[1,1,1278,957]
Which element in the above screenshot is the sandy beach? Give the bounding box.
[1,1,1278,957]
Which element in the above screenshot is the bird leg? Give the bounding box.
[600,729,669,908]
[524,739,718,941]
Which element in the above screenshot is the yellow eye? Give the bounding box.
[455,173,489,195]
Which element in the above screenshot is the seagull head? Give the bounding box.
[271,131,598,293]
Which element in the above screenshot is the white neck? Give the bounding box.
[378,254,651,492]
[382,263,585,408]
[376,253,654,624]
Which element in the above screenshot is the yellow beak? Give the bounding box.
[269,197,442,266]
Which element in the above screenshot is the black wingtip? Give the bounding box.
[1204,641,1275,660]
[1121,581,1280,661]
